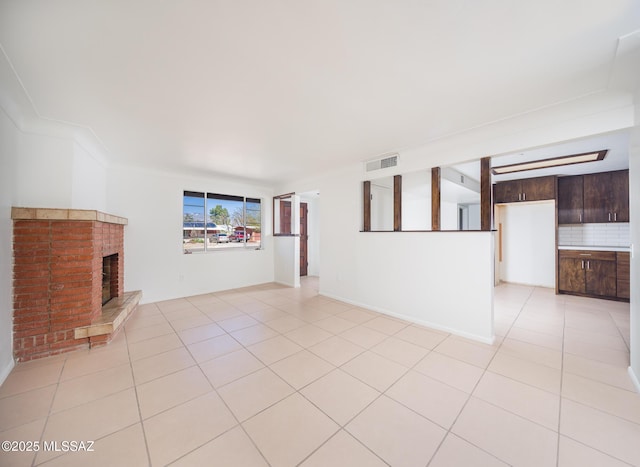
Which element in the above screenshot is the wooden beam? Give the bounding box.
[363,181,371,232]
[393,175,402,231]
[431,167,440,231]
[480,157,491,231]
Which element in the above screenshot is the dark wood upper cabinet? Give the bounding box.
[521,176,556,201]
[583,170,629,223]
[609,170,629,222]
[558,176,584,224]
[493,180,521,203]
[493,176,556,204]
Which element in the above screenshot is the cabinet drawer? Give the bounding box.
[558,250,616,261]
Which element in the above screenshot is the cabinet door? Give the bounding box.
[558,258,585,293]
[493,180,521,204]
[585,260,616,297]
[558,176,583,224]
[609,170,629,222]
[583,173,609,223]
[617,252,630,299]
[521,176,556,201]
[583,170,629,223]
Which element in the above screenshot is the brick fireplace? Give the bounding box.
[12,208,139,361]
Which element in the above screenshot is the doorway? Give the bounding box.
[300,202,308,276]
[495,201,556,287]
[299,191,320,280]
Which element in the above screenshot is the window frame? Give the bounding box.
[183,190,262,253]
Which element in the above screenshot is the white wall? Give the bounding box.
[14,133,74,208]
[107,166,275,303]
[346,231,494,341]
[71,142,107,210]
[401,171,431,230]
[274,236,299,287]
[0,107,18,382]
[497,202,556,288]
[629,90,640,392]
[9,123,106,211]
[441,201,459,231]
[370,178,393,231]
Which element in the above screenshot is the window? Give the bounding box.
[183,191,262,253]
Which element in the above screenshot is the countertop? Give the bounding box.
[558,245,630,252]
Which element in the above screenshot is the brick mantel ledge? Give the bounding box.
[11,207,127,225]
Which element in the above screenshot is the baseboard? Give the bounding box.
[320,292,495,345]
[0,358,15,387]
[629,366,640,394]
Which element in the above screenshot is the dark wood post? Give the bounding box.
[363,181,371,232]
[431,167,441,231]
[480,157,491,231]
[394,175,402,231]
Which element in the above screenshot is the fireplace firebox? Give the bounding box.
[102,254,119,305]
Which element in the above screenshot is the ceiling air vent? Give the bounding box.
[365,154,399,172]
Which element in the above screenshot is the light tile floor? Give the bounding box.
[1,278,639,466]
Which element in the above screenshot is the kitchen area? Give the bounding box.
[492,130,631,301]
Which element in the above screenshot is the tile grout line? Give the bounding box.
[152,301,275,466]
[292,323,421,466]
[426,285,539,467]
[556,299,638,466]
[30,353,67,467]
[173,289,363,465]
[556,294,567,467]
[121,326,153,467]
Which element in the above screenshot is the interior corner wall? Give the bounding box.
[0,104,110,382]
[14,132,74,208]
[629,92,640,392]
[107,166,275,303]
[0,108,18,382]
[9,127,107,211]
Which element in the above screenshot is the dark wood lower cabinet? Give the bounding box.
[558,250,624,300]
[617,252,630,300]
[558,258,586,294]
[585,260,617,298]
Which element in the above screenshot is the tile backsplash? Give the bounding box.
[558,223,630,247]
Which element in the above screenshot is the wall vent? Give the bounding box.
[365,154,399,172]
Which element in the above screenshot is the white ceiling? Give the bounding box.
[491,129,631,181]
[1,1,639,184]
